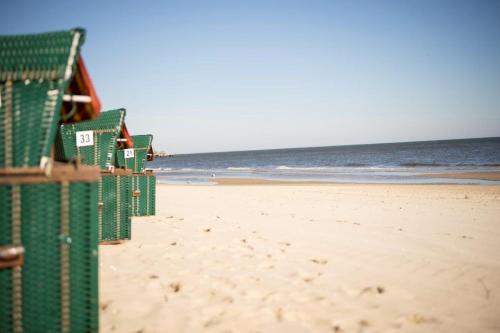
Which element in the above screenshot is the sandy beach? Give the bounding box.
[100,182,500,333]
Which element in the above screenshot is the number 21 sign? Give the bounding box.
[76,130,94,147]
[124,149,135,159]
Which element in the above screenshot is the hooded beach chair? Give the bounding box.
[56,108,134,243]
[116,134,156,216]
[0,29,101,333]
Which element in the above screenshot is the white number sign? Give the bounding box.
[124,149,135,159]
[76,130,94,147]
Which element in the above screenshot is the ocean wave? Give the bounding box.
[456,163,500,167]
[344,163,370,167]
[399,162,448,167]
[148,167,172,171]
[176,168,217,173]
[226,167,253,170]
[276,165,332,170]
[275,165,370,171]
[275,165,332,170]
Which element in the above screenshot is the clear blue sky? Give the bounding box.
[2,0,500,153]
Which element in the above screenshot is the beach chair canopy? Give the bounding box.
[56,109,126,169]
[116,134,153,173]
[0,28,101,169]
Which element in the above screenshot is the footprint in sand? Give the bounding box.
[203,312,225,328]
[332,325,343,332]
[169,282,181,293]
[311,258,328,265]
[275,307,284,322]
[359,286,385,295]
[400,313,439,325]
[290,271,316,283]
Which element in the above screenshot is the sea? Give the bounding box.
[146,137,500,185]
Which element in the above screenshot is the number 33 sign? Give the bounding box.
[124,149,135,159]
[76,130,94,147]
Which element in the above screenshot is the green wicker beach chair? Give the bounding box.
[116,134,153,173]
[56,109,126,170]
[0,28,101,170]
[118,134,156,216]
[98,170,132,243]
[0,164,100,333]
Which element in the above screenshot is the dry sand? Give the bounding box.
[100,183,500,333]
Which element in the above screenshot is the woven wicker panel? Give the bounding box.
[115,134,152,173]
[138,175,148,216]
[132,173,156,216]
[0,180,98,333]
[115,149,134,171]
[0,29,85,168]
[99,175,115,241]
[98,174,131,242]
[0,29,85,81]
[118,176,132,240]
[148,174,156,216]
[130,175,141,217]
[56,109,125,170]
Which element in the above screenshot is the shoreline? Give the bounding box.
[156,171,500,186]
[158,172,500,186]
[424,171,500,181]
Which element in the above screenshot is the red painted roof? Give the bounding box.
[120,124,134,148]
[61,56,102,123]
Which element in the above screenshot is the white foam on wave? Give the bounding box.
[148,167,172,171]
[275,165,339,171]
[226,167,253,170]
[274,165,416,173]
